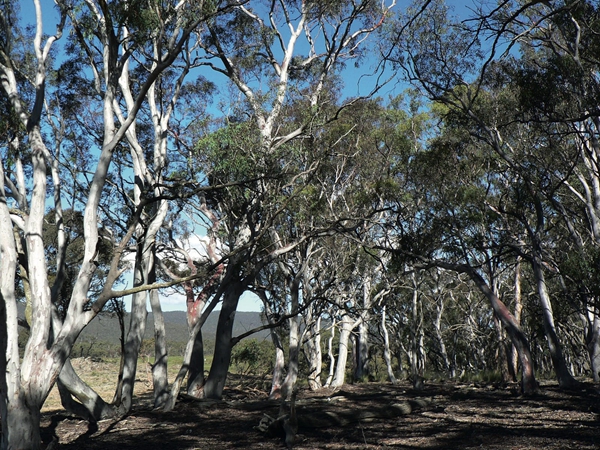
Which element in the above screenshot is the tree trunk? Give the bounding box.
[509,258,523,382]
[493,314,512,383]
[304,314,323,390]
[433,298,453,378]
[354,280,371,382]
[149,288,169,408]
[410,275,425,390]
[331,313,352,387]
[261,298,286,399]
[281,277,300,400]
[324,318,336,387]
[531,254,579,389]
[465,267,538,394]
[269,329,286,400]
[57,359,121,420]
[186,329,205,397]
[0,175,42,449]
[119,256,148,411]
[2,394,41,450]
[381,305,398,384]
[203,280,245,399]
[585,307,600,382]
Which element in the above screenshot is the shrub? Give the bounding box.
[231,339,274,376]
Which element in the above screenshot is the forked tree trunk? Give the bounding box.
[203,280,245,399]
[0,219,37,449]
[464,266,538,394]
[57,359,123,420]
[187,330,205,397]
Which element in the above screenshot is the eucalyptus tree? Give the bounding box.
[481,0,600,381]
[168,0,399,401]
[398,0,600,388]
[379,0,600,392]
[0,0,219,447]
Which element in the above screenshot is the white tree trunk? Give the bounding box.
[381,305,397,384]
[149,288,169,408]
[410,275,425,389]
[304,315,323,390]
[331,313,353,387]
[433,299,452,377]
[281,278,301,400]
[510,258,523,381]
[324,319,336,387]
[354,279,371,382]
[531,252,578,388]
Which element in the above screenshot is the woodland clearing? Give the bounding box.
[39,360,600,449]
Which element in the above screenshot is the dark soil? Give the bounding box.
[42,380,600,449]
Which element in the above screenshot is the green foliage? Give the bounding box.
[231,339,274,376]
[459,370,504,384]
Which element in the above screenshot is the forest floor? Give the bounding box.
[40,362,600,449]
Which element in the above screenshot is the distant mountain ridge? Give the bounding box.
[17,301,268,345]
[79,310,270,345]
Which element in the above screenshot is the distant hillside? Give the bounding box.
[79,310,270,345]
[17,302,269,348]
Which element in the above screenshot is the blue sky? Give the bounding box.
[19,0,483,313]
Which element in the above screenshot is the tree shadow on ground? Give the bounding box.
[45,380,600,449]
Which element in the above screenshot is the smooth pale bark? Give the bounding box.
[120,290,148,411]
[269,330,286,400]
[331,313,353,387]
[0,4,208,447]
[432,261,537,393]
[149,288,169,407]
[354,280,371,382]
[531,253,579,389]
[324,318,336,387]
[281,278,300,400]
[381,305,398,384]
[410,275,425,389]
[304,314,323,390]
[433,298,453,378]
[258,296,286,399]
[509,259,523,382]
[584,307,600,382]
[57,359,123,421]
[0,163,31,449]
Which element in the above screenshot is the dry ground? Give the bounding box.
[39,360,600,449]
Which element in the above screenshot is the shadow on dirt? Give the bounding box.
[45,380,600,449]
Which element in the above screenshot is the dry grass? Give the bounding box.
[42,356,187,412]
